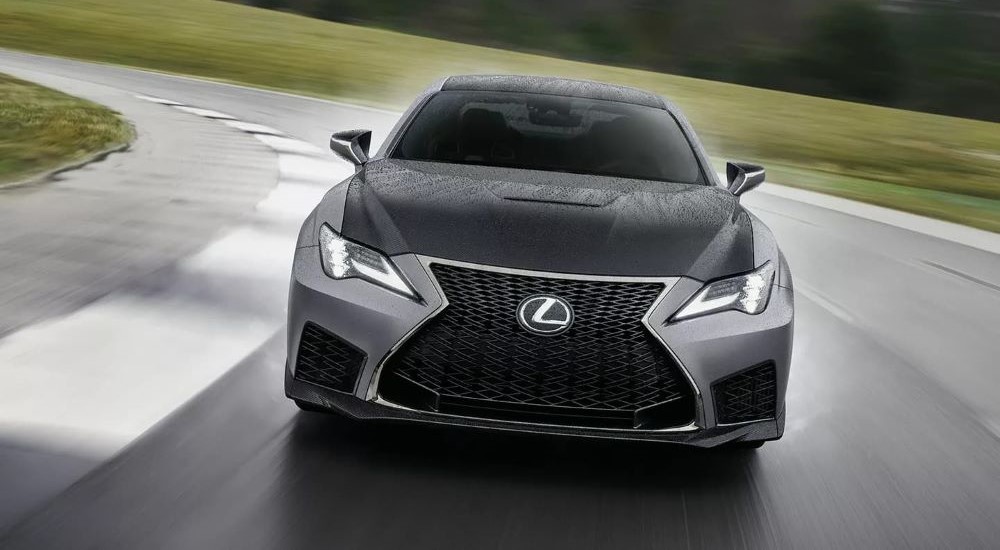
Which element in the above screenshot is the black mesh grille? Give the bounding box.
[380,264,695,428]
[294,323,366,393]
[713,363,777,424]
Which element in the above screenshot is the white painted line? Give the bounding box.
[133,94,184,106]
[254,134,324,155]
[0,293,276,455]
[174,106,237,120]
[278,153,346,182]
[178,226,294,280]
[223,120,285,136]
[256,181,332,220]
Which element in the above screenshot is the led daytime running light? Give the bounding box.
[319,224,417,299]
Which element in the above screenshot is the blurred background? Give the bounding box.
[243,0,1000,121]
[0,1,998,548]
[1,0,998,231]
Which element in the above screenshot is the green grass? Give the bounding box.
[0,0,997,231]
[0,72,132,185]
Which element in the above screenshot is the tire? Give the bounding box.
[294,399,327,413]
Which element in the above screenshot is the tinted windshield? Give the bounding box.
[391,91,704,184]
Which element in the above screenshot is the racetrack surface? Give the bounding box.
[1,50,1000,549]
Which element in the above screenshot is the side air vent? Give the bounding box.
[294,322,366,393]
[713,362,777,424]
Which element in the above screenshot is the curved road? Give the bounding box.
[2,51,1000,549]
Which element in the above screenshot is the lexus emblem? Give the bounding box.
[516,295,574,336]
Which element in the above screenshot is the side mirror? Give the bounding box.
[330,129,372,168]
[726,161,766,197]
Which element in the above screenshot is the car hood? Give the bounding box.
[337,159,753,280]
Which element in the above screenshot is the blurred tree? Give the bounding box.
[897,1,1000,120]
[480,0,539,49]
[798,1,904,103]
[226,0,998,121]
[734,47,798,91]
[625,1,678,69]
[576,17,631,62]
[247,0,287,9]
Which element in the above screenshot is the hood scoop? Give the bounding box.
[494,181,620,208]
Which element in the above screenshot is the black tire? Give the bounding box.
[294,399,327,413]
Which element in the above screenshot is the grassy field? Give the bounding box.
[0,0,997,231]
[0,72,132,185]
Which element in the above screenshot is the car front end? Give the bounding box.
[286,245,791,447]
[285,76,793,448]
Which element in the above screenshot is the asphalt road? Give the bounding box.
[2,50,1000,549]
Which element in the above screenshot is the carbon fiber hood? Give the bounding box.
[338,159,753,280]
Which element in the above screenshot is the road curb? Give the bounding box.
[758,182,999,255]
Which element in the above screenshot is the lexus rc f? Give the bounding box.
[285,75,793,449]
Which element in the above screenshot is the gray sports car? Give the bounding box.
[285,75,793,449]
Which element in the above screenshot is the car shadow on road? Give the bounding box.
[287,410,760,493]
[272,412,767,548]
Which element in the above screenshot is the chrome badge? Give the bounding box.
[516,295,574,336]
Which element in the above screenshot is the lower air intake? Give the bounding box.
[294,322,366,393]
[713,362,777,424]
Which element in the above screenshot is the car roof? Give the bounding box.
[441,75,666,109]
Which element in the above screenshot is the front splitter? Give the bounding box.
[286,371,782,448]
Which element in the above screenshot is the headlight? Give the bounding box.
[319,224,418,299]
[672,262,775,321]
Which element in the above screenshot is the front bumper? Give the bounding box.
[286,247,793,447]
[287,367,784,446]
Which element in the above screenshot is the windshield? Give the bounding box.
[391,91,705,184]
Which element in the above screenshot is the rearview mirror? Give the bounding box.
[330,129,372,168]
[726,161,765,197]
